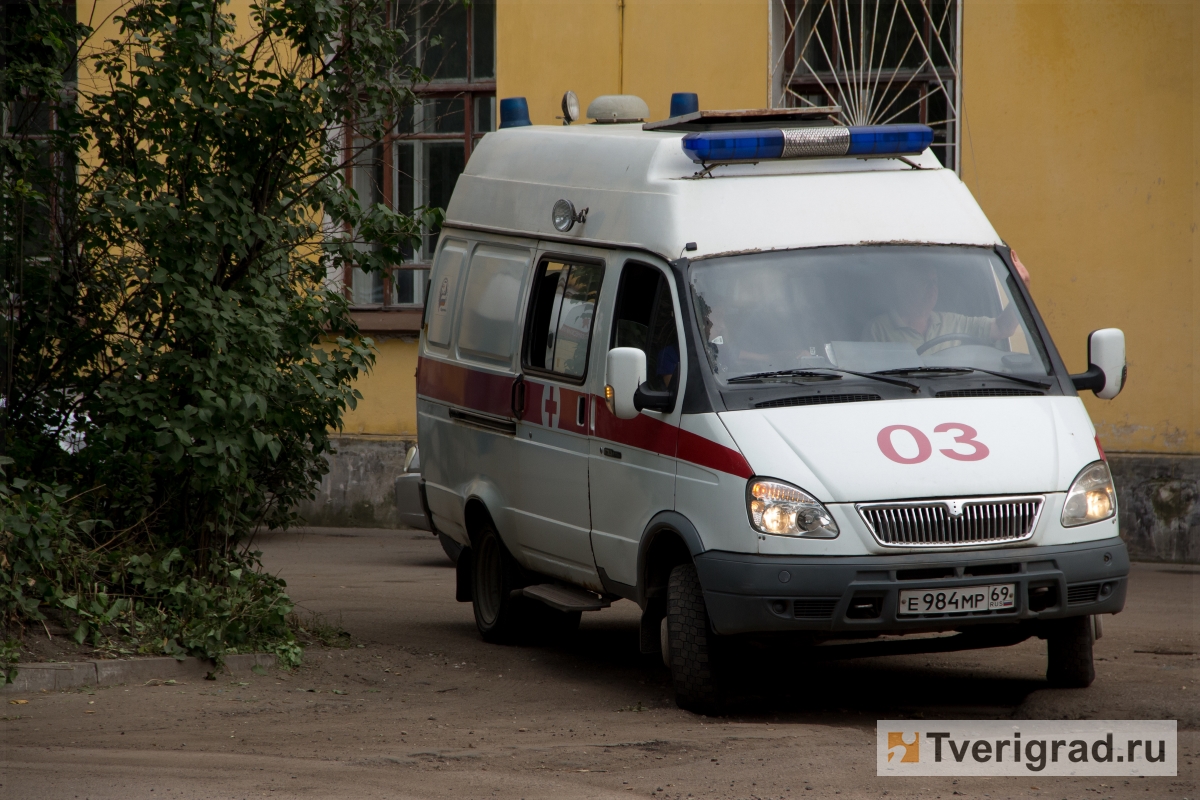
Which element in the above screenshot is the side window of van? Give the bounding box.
[523,259,604,380]
[612,263,680,393]
[426,239,468,348]
[457,244,530,362]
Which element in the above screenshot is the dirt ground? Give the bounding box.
[2,526,1197,800]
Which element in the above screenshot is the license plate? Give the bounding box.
[897,584,1016,616]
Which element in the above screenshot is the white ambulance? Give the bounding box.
[406,97,1129,712]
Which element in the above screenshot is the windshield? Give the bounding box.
[689,246,1051,383]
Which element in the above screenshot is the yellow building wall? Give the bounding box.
[961,1,1197,454]
[338,337,421,437]
[497,0,769,124]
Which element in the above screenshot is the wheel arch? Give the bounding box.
[460,476,510,549]
[638,511,706,609]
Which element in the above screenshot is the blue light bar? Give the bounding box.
[680,124,933,164]
[846,125,934,156]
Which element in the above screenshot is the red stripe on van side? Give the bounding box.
[592,396,753,479]
[520,380,589,432]
[417,357,515,418]
[418,358,752,478]
[677,428,754,479]
[593,397,680,458]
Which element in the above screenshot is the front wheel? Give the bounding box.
[666,562,723,713]
[1046,616,1096,688]
[471,523,527,643]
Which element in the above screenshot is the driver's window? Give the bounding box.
[612,263,680,393]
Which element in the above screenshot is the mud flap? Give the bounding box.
[455,547,473,602]
[639,599,665,655]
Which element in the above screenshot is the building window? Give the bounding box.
[775,0,960,171]
[346,0,495,312]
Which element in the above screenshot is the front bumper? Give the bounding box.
[695,538,1129,635]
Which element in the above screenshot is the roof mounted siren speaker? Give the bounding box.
[586,95,650,124]
[669,92,699,118]
[499,97,532,129]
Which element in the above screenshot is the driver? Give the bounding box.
[863,265,1019,355]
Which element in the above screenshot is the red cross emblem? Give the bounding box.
[540,385,560,428]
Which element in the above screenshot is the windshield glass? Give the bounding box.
[689,246,1051,382]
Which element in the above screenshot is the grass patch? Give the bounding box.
[289,610,352,649]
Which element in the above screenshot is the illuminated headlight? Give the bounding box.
[747,479,839,538]
[1061,460,1117,527]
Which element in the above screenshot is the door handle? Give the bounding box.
[576,395,587,427]
[511,375,526,420]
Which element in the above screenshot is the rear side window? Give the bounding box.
[456,244,530,362]
[612,263,680,392]
[426,239,467,347]
[523,259,604,380]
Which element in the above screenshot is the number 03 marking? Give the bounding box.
[877,423,990,464]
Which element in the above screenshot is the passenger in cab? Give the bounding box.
[863,264,1020,354]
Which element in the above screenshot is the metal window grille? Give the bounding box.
[773,0,962,171]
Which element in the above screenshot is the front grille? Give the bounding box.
[756,393,881,409]
[858,496,1044,548]
[793,598,839,619]
[936,388,1045,398]
[1067,583,1101,605]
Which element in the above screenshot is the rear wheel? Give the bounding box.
[667,562,723,713]
[471,523,527,643]
[1046,616,1096,688]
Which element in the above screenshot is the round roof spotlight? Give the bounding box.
[552,199,588,232]
[560,91,580,125]
[586,94,650,124]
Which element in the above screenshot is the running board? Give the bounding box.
[520,584,611,612]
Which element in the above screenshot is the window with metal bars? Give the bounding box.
[776,0,961,170]
[346,0,496,312]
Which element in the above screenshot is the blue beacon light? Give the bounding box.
[681,123,933,163]
[669,92,700,118]
[499,97,532,129]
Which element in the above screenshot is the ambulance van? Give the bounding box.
[408,97,1130,712]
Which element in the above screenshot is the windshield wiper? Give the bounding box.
[727,369,840,384]
[729,368,919,392]
[876,366,1052,390]
[875,366,973,375]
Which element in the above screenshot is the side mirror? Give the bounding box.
[1070,328,1126,400]
[606,347,646,420]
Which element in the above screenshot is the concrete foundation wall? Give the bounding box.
[1109,453,1200,564]
[297,436,415,529]
[300,439,1199,563]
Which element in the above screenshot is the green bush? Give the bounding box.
[1,462,302,677]
[0,0,435,676]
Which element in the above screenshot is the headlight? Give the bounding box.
[1061,460,1117,527]
[747,479,839,538]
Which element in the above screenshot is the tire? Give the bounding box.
[667,562,723,713]
[438,532,464,565]
[1046,616,1096,688]
[471,523,528,643]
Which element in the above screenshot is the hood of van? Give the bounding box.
[719,396,1101,504]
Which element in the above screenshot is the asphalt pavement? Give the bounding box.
[2,526,1196,799]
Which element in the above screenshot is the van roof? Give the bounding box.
[445,124,1002,261]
